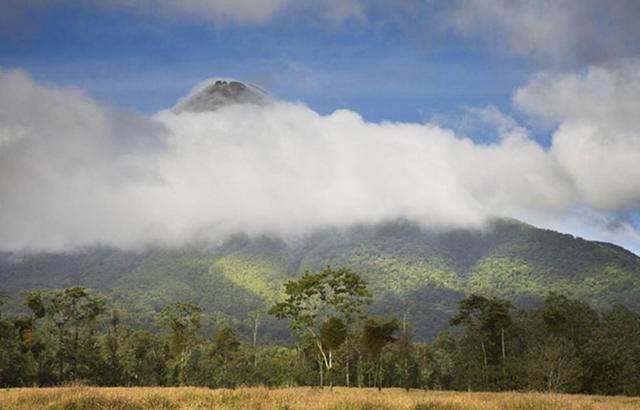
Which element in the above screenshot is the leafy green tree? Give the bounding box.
[158,302,203,385]
[252,345,300,386]
[415,331,457,390]
[206,326,246,387]
[450,294,512,389]
[270,267,370,387]
[19,290,53,386]
[100,309,123,385]
[524,336,584,393]
[540,292,598,350]
[394,307,415,391]
[39,287,106,383]
[0,295,23,386]
[120,330,168,386]
[583,305,640,395]
[362,317,398,391]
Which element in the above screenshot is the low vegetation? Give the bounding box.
[1,387,640,410]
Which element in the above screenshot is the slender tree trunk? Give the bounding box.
[501,327,506,361]
[252,310,260,368]
[58,354,64,383]
[319,357,324,388]
[404,356,410,392]
[72,329,79,379]
[402,305,409,391]
[346,354,350,387]
[480,340,488,387]
[252,310,260,347]
[377,353,383,392]
[57,324,65,382]
[357,353,363,387]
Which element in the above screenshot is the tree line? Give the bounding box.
[1,266,639,395]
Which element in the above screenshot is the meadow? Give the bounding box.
[0,387,639,410]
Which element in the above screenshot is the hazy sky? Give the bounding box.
[1,0,640,253]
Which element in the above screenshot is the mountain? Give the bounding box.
[2,219,639,341]
[172,79,270,113]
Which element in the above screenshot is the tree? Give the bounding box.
[41,287,106,383]
[583,305,640,395]
[158,302,203,385]
[120,330,168,386]
[420,332,457,390]
[213,327,240,362]
[208,326,242,387]
[362,317,398,391]
[0,295,22,387]
[540,293,598,350]
[396,302,415,391]
[450,294,512,389]
[102,309,123,385]
[270,266,370,387]
[244,307,263,368]
[524,336,584,393]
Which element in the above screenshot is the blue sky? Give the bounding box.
[0,2,531,126]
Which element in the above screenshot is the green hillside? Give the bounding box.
[1,219,639,340]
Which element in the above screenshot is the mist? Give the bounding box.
[1,66,639,253]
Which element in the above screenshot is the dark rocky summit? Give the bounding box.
[173,79,269,113]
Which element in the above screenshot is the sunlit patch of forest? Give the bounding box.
[2,220,640,345]
[1,267,640,399]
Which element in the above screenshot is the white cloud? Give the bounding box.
[0,69,167,250]
[0,68,639,253]
[443,0,640,63]
[516,60,640,210]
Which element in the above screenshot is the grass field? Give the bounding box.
[1,387,639,410]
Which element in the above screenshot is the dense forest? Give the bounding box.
[2,220,640,342]
[1,267,639,396]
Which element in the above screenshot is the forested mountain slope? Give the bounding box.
[1,219,639,340]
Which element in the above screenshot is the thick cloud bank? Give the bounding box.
[517,61,640,209]
[0,67,639,252]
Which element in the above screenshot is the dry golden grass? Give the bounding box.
[0,387,638,410]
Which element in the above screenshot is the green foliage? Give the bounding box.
[524,337,584,393]
[1,218,640,392]
[270,266,370,336]
[0,283,640,394]
[2,219,640,342]
[583,304,640,395]
[321,317,347,350]
[362,318,398,358]
[270,267,371,386]
[362,317,399,391]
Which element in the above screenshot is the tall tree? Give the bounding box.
[270,266,370,387]
[524,336,584,393]
[0,295,22,386]
[102,309,122,385]
[540,293,598,350]
[41,287,106,383]
[450,294,512,389]
[158,302,203,385]
[583,305,640,395]
[362,317,398,391]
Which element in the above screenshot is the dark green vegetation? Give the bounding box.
[1,219,639,341]
[1,269,640,396]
